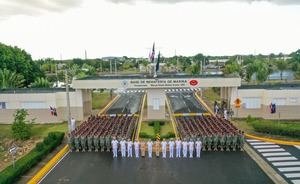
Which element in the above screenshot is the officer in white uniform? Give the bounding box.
[134,140,140,158]
[161,139,167,158]
[182,139,188,158]
[127,139,133,157]
[175,138,182,158]
[111,137,118,158]
[168,139,175,158]
[147,139,153,158]
[120,139,126,157]
[189,139,194,158]
[195,138,202,158]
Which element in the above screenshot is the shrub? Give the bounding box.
[161,132,176,139]
[139,132,155,140]
[0,132,65,184]
[11,109,34,140]
[153,122,161,135]
[250,120,300,139]
[148,121,165,126]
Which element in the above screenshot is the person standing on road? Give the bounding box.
[182,139,188,158]
[161,139,167,158]
[71,117,76,131]
[155,139,161,158]
[188,139,194,158]
[175,138,182,158]
[120,139,126,157]
[147,139,153,158]
[195,138,202,158]
[127,139,133,157]
[134,140,140,158]
[111,137,119,158]
[140,141,146,157]
[168,139,175,158]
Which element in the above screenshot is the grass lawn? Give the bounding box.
[140,122,154,136]
[139,121,175,140]
[161,122,175,136]
[203,88,221,103]
[0,123,68,140]
[92,92,115,110]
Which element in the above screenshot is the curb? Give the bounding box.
[194,93,214,115]
[245,133,300,146]
[27,145,69,184]
[135,93,146,141]
[98,95,120,115]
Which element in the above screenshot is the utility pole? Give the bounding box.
[65,70,71,133]
[110,60,112,74]
[115,60,117,74]
[85,50,87,60]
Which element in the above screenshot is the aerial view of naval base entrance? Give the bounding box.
[0,1,300,184]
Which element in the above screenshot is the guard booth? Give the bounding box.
[72,75,241,120]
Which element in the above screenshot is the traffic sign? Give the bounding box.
[234,98,241,108]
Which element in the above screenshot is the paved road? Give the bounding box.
[247,139,300,184]
[106,93,144,114]
[41,151,272,184]
[167,92,207,114]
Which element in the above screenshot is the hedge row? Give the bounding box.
[248,119,300,139]
[139,132,176,140]
[0,132,65,184]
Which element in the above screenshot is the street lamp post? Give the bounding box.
[65,70,71,134]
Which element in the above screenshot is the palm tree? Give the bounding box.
[30,77,51,88]
[275,59,288,80]
[0,68,25,89]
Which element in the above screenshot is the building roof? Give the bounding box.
[239,83,300,90]
[76,73,239,80]
[0,88,75,94]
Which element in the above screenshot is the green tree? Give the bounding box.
[187,64,200,75]
[11,109,33,140]
[0,68,25,89]
[290,49,300,71]
[224,61,241,75]
[0,42,44,86]
[275,59,288,80]
[295,66,300,80]
[30,77,51,88]
[256,60,269,83]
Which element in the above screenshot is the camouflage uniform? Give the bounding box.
[93,135,100,152]
[100,136,105,152]
[225,134,232,151]
[81,135,87,152]
[105,136,112,152]
[202,135,207,151]
[213,134,219,151]
[87,135,94,152]
[220,134,226,151]
[68,134,75,151]
[74,135,80,152]
[232,134,238,151]
[238,132,245,151]
[207,135,212,151]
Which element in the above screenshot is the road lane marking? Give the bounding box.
[247,139,260,142]
[254,145,280,149]
[250,142,275,145]
[295,146,300,150]
[272,161,300,166]
[267,157,297,161]
[262,152,291,157]
[278,167,300,172]
[284,173,300,178]
[257,148,286,153]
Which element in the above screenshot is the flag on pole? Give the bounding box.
[149,43,155,63]
[156,51,160,72]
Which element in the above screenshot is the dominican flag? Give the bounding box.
[269,103,276,114]
[50,106,58,116]
[156,51,160,72]
[149,43,155,63]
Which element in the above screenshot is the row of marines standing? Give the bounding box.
[68,130,245,152]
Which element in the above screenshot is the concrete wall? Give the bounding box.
[0,90,85,124]
[230,88,300,120]
[147,89,166,120]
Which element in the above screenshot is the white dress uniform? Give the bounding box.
[195,140,202,158]
[168,141,175,158]
[111,140,119,158]
[175,140,182,158]
[120,140,126,157]
[182,141,188,158]
[147,141,153,158]
[161,141,167,158]
[224,109,228,120]
[189,141,194,158]
[134,141,140,158]
[127,141,133,157]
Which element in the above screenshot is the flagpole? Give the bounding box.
[65,70,71,134]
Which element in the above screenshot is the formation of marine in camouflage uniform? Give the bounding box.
[68,115,137,152]
[176,115,245,151]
